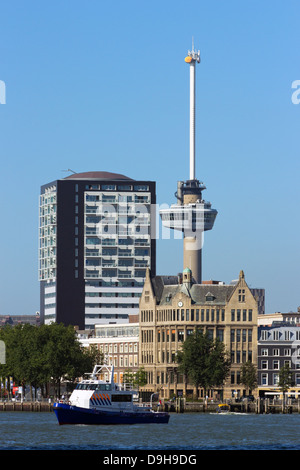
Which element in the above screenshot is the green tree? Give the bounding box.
[177,330,231,399]
[278,363,293,405]
[123,367,147,388]
[42,323,96,397]
[240,361,258,394]
[134,366,147,387]
[0,322,100,399]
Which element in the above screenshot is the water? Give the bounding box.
[0,411,300,450]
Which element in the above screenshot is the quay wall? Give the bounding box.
[0,401,53,412]
[0,399,299,414]
[162,399,300,414]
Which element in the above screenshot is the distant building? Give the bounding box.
[39,171,156,330]
[0,314,40,327]
[139,269,263,401]
[258,307,300,326]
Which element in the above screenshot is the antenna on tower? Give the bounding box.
[62,169,77,174]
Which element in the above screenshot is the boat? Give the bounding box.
[216,403,230,413]
[53,363,170,425]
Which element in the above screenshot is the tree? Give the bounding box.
[42,323,96,397]
[177,330,231,399]
[0,322,100,399]
[123,367,147,388]
[278,363,293,404]
[240,361,258,394]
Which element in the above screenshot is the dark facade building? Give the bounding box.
[39,171,156,330]
[258,321,300,398]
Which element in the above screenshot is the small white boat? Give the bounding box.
[53,363,169,425]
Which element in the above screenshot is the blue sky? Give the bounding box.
[0,0,299,315]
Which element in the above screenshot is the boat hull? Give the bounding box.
[53,402,170,425]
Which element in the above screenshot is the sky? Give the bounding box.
[0,0,299,316]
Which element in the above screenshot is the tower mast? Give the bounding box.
[185,43,200,180]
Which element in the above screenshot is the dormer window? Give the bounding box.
[205,292,215,302]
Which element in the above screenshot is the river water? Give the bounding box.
[0,410,299,451]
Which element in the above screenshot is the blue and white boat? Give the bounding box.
[53,363,169,425]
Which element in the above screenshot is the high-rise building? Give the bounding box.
[39,171,156,330]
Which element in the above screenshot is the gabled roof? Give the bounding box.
[150,275,235,306]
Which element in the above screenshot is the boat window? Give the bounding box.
[76,384,89,390]
[111,394,132,402]
[95,384,111,391]
[76,383,111,391]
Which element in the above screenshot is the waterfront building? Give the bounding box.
[258,320,300,399]
[39,171,156,329]
[139,268,263,401]
[78,322,139,384]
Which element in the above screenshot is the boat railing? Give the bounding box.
[115,382,135,391]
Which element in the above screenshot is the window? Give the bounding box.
[261,330,268,340]
[178,330,184,342]
[273,373,279,386]
[231,329,235,343]
[261,360,268,369]
[284,330,292,341]
[238,289,245,302]
[111,394,132,402]
[262,373,268,385]
[216,329,224,342]
[273,330,280,341]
